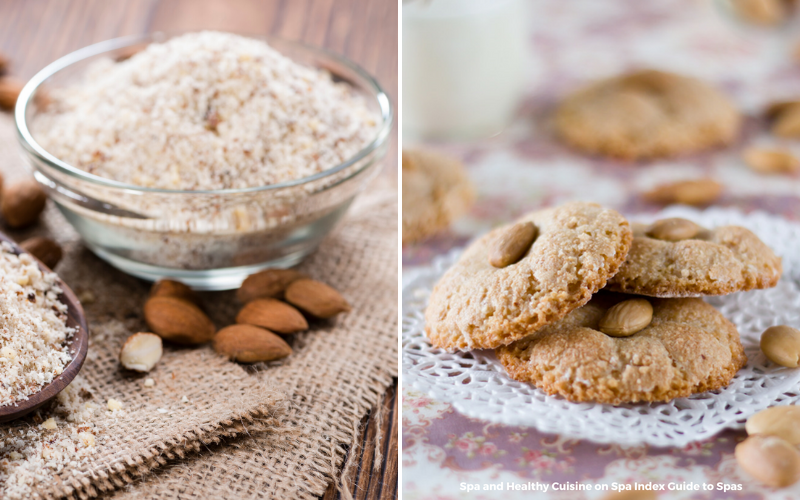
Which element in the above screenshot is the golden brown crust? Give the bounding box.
[555,70,741,160]
[402,149,474,244]
[496,294,747,405]
[608,225,782,297]
[424,202,632,351]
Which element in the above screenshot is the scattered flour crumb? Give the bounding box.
[0,376,101,499]
[180,395,189,403]
[107,398,122,411]
[143,378,155,387]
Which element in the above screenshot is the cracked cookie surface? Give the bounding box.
[424,202,632,351]
[608,223,781,297]
[402,149,474,244]
[555,70,741,160]
[496,293,747,405]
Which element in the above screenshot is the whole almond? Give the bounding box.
[766,100,800,120]
[150,279,199,305]
[645,218,703,241]
[119,332,163,372]
[488,221,538,268]
[2,178,47,228]
[743,148,800,174]
[213,324,292,363]
[0,77,23,110]
[143,296,215,345]
[760,325,800,368]
[642,179,722,207]
[599,299,653,337]
[735,435,800,488]
[237,268,306,303]
[746,406,800,445]
[0,52,8,75]
[285,279,351,318]
[731,0,786,25]
[236,298,308,334]
[773,106,800,138]
[20,237,62,269]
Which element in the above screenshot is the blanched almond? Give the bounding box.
[236,298,308,334]
[746,406,800,445]
[213,324,292,363]
[736,435,800,488]
[119,332,163,372]
[285,279,351,318]
[760,325,800,367]
[143,296,215,345]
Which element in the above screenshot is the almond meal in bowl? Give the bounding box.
[16,31,392,289]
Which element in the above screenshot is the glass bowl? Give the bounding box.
[15,32,392,290]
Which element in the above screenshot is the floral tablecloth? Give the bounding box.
[402,1,800,498]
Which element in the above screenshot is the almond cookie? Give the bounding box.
[608,219,781,297]
[402,149,474,244]
[496,293,747,405]
[425,202,632,351]
[555,70,741,160]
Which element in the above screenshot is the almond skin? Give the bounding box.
[598,299,653,337]
[236,298,308,334]
[213,324,292,363]
[20,237,63,269]
[150,279,199,305]
[488,221,538,268]
[0,77,23,110]
[143,296,215,345]
[236,269,306,303]
[285,279,351,318]
[2,178,47,228]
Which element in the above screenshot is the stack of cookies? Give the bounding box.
[424,202,782,405]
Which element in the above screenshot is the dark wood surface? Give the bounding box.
[0,231,89,423]
[0,1,398,498]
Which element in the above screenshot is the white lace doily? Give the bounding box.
[403,206,800,447]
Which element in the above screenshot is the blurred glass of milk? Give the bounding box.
[403,0,527,139]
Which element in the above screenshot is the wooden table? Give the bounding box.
[0,1,398,499]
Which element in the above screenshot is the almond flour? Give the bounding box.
[33,31,379,191]
[0,242,74,406]
[29,31,383,271]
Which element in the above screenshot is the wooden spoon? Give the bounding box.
[0,232,88,423]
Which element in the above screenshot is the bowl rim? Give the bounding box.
[15,31,393,195]
[0,234,89,422]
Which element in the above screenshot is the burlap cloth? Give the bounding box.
[0,113,398,499]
